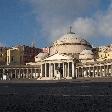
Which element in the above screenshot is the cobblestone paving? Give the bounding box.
[0,82,112,112]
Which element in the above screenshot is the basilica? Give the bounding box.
[25,29,112,80]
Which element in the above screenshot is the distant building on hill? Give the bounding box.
[7,47,22,65]
[42,47,50,54]
[98,44,112,61]
[7,45,42,65]
[0,47,7,65]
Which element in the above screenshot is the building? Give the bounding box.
[98,45,112,61]
[7,45,42,65]
[79,49,94,63]
[16,45,42,64]
[92,47,99,60]
[0,47,7,65]
[31,30,94,80]
[7,47,22,65]
[42,47,50,54]
[26,52,48,66]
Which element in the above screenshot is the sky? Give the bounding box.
[0,0,112,48]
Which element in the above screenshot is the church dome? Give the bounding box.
[79,49,94,60]
[50,31,92,56]
[53,33,91,47]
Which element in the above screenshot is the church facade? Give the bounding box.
[31,30,102,80]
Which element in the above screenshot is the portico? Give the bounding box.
[40,53,76,80]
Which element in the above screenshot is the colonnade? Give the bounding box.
[41,61,76,79]
[76,64,112,78]
[0,65,40,80]
[41,62,112,79]
[1,63,112,80]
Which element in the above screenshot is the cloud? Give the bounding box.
[72,17,97,38]
[72,3,112,39]
[98,9,112,37]
[21,0,112,42]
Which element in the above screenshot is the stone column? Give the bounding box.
[83,67,85,77]
[63,63,65,78]
[65,63,67,78]
[78,67,80,77]
[6,69,8,80]
[20,68,22,78]
[49,63,52,78]
[54,63,56,77]
[27,68,30,79]
[2,68,4,80]
[107,65,109,77]
[22,69,25,78]
[68,62,69,77]
[49,63,51,78]
[15,69,17,79]
[87,67,89,77]
[111,64,112,76]
[35,68,37,78]
[58,63,61,79]
[26,69,29,79]
[93,66,95,77]
[85,67,88,77]
[52,63,54,78]
[22,69,24,78]
[89,67,91,77]
[19,68,21,79]
[51,64,53,78]
[45,63,47,77]
[82,67,84,77]
[104,65,106,77]
[72,62,74,78]
[76,68,78,78]
[100,66,102,77]
[31,68,33,79]
[23,69,25,78]
[50,64,52,78]
[97,66,99,77]
[11,69,13,79]
[40,64,43,77]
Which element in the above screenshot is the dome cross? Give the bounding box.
[67,26,75,34]
[70,26,72,33]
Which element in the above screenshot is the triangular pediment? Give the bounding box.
[44,53,73,61]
